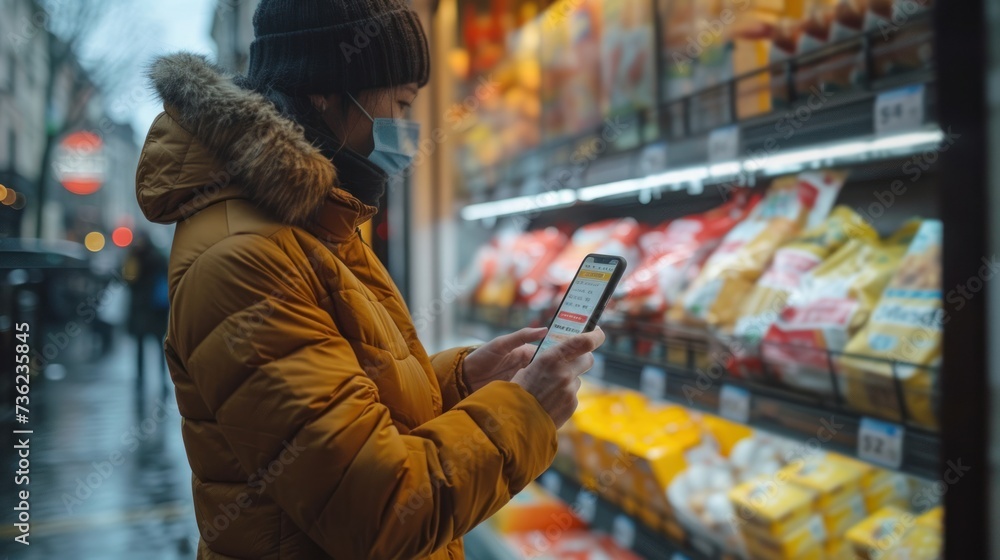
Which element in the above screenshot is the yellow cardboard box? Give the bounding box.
[845,506,914,560]
[742,513,827,560]
[780,454,863,509]
[729,476,817,539]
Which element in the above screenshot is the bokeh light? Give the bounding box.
[11,192,25,210]
[112,226,133,247]
[0,184,7,201]
[84,231,106,252]
[1,188,16,205]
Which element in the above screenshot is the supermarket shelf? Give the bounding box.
[594,350,940,481]
[461,309,940,480]
[536,469,713,560]
[461,11,937,219]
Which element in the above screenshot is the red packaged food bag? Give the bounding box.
[612,191,760,319]
[542,217,643,293]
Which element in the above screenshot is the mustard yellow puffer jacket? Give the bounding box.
[136,53,557,560]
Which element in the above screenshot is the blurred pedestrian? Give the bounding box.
[122,230,169,396]
[136,0,604,558]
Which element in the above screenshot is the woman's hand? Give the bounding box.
[511,328,605,429]
[463,327,548,393]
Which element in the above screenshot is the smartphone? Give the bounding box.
[531,253,627,361]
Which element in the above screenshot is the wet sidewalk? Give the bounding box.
[2,325,198,559]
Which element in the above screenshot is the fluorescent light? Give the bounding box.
[709,161,742,177]
[579,166,710,201]
[460,129,945,219]
[460,188,576,220]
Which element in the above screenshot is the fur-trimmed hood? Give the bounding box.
[136,52,340,227]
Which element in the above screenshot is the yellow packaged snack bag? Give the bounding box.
[761,220,920,395]
[841,219,943,429]
[728,206,878,372]
[677,171,844,328]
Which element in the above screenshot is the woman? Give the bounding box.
[135,1,603,559]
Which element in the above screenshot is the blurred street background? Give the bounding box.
[0,1,249,556]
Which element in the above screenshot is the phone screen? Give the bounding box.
[535,255,623,356]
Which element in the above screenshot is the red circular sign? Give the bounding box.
[55,131,106,195]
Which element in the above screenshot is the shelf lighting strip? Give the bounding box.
[460,129,945,221]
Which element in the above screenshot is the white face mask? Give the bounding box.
[348,92,421,176]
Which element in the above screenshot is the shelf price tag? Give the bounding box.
[874,84,925,135]
[638,142,669,176]
[708,125,740,164]
[611,514,636,550]
[540,471,562,497]
[719,384,751,424]
[858,417,905,469]
[574,489,598,525]
[589,353,606,380]
[640,365,666,400]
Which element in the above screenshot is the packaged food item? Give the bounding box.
[489,483,586,535]
[540,0,603,141]
[821,493,868,537]
[761,219,920,394]
[657,0,698,102]
[728,475,818,539]
[729,206,877,373]
[543,218,642,295]
[824,537,855,559]
[915,506,942,530]
[510,227,570,308]
[779,453,863,509]
[821,0,868,90]
[845,506,914,560]
[699,415,755,457]
[600,0,656,117]
[865,0,934,79]
[613,192,759,319]
[863,474,910,512]
[741,512,826,560]
[841,219,942,429]
[676,171,844,329]
[883,527,943,560]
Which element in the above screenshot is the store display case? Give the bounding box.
[429,0,990,558]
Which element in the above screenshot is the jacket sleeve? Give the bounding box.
[177,234,558,560]
[429,346,475,411]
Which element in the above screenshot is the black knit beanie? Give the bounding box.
[246,0,431,95]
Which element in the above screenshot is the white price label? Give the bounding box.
[858,417,905,469]
[874,85,925,135]
[541,471,561,496]
[708,125,740,164]
[638,142,669,176]
[611,514,636,549]
[589,353,606,380]
[640,365,666,399]
[719,385,751,424]
[574,490,598,525]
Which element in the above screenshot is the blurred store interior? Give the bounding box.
[1,0,998,558]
